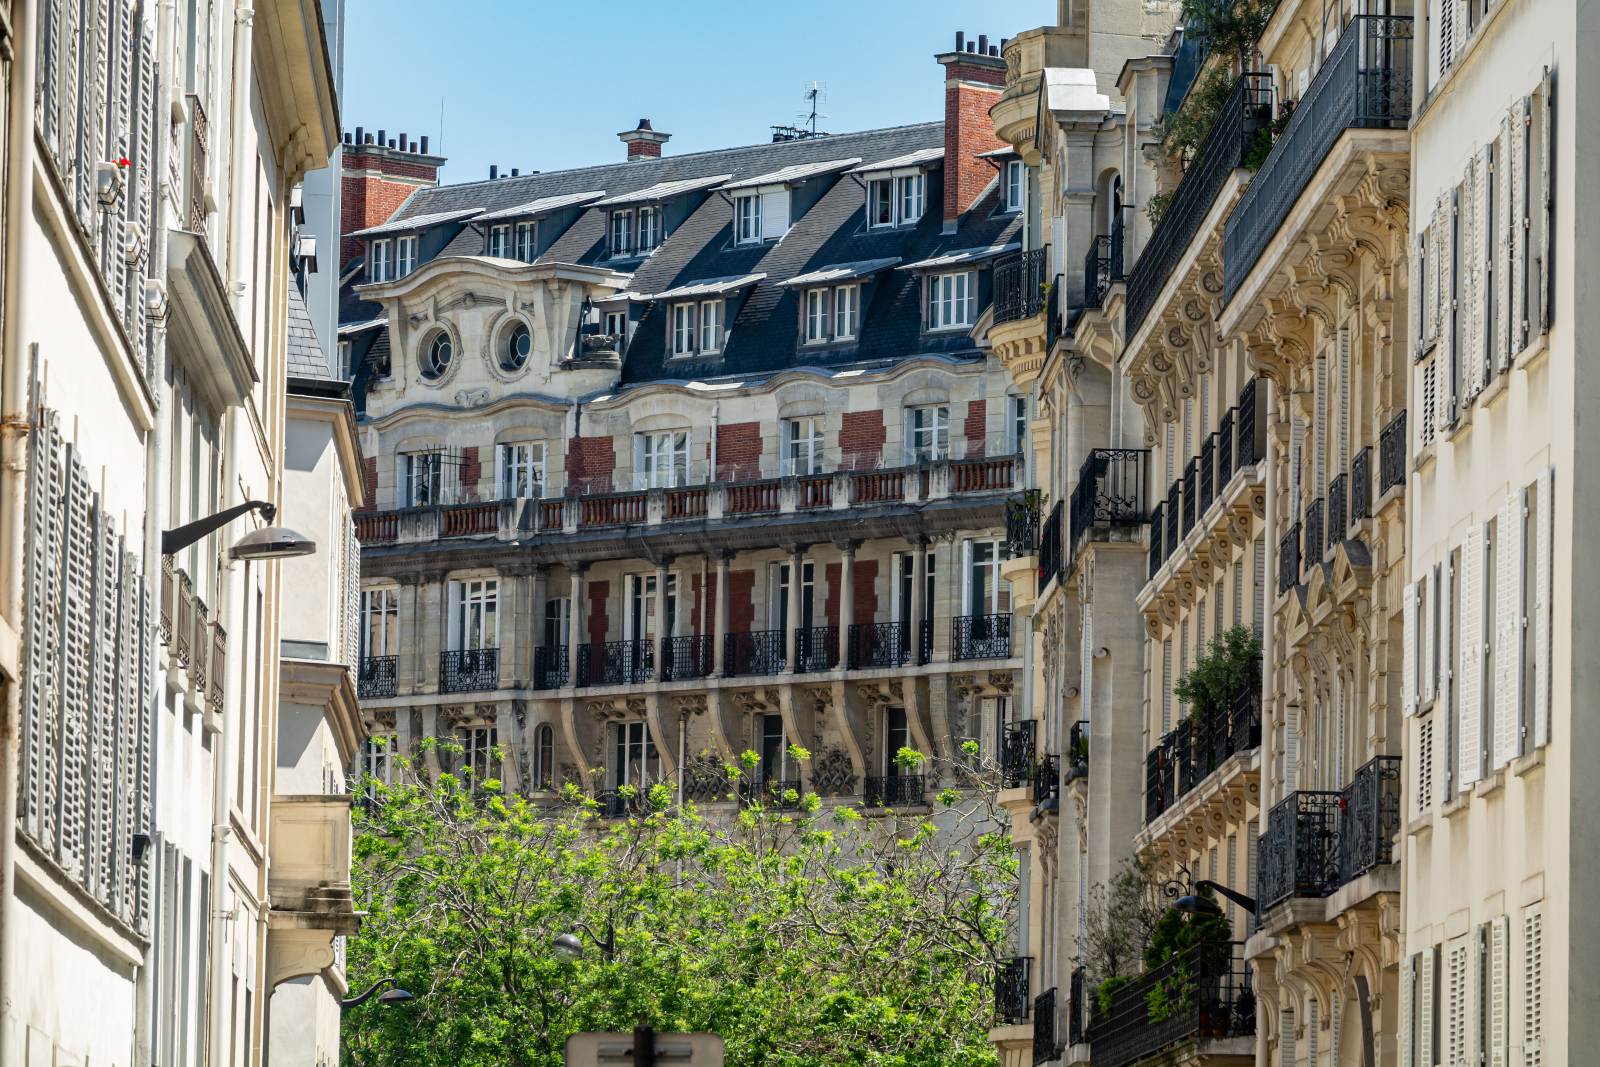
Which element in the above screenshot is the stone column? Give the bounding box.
[653,560,670,679]
[785,547,803,672]
[837,542,856,667]
[568,567,585,687]
[910,539,928,664]
[713,553,730,676]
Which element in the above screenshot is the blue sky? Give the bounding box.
[342,0,1049,184]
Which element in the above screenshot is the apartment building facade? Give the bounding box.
[0,0,346,1065]
[345,44,1032,829]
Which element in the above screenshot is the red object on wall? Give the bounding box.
[964,399,987,455]
[840,410,886,469]
[823,559,880,627]
[340,140,446,266]
[715,421,763,481]
[459,446,481,501]
[586,581,610,647]
[938,45,1007,224]
[567,436,616,494]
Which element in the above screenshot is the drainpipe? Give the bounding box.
[709,403,719,482]
[0,0,40,1053]
[208,410,243,1067]
[224,3,254,302]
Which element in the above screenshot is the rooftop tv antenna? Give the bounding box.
[770,81,832,142]
[801,81,828,135]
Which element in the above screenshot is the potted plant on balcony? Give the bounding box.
[1174,625,1261,771]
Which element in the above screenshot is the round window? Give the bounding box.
[421,329,453,379]
[502,322,532,371]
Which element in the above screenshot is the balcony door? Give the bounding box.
[769,561,815,630]
[636,430,690,488]
[543,597,570,650]
[361,587,398,658]
[883,707,909,777]
[892,551,936,652]
[962,539,1011,616]
[448,579,498,651]
[759,713,789,786]
[626,574,677,644]
[611,721,659,791]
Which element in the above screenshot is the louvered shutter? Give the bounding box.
[1419,948,1436,1067]
[1253,534,1265,637]
[59,446,95,875]
[1307,997,1319,1064]
[1402,954,1416,1067]
[1494,490,1525,768]
[1495,116,1514,372]
[1491,915,1509,1067]
[1437,0,1456,85]
[1524,909,1544,1067]
[1458,159,1478,403]
[1418,714,1435,814]
[1315,354,1329,496]
[1246,822,1259,933]
[1411,232,1426,360]
[1438,560,1454,736]
[1459,526,1483,790]
[1338,329,1351,472]
[1472,150,1492,398]
[1533,467,1553,748]
[1330,992,1342,1067]
[1280,1008,1296,1067]
[1442,188,1460,425]
[1162,638,1172,732]
[1425,210,1440,348]
[22,409,64,848]
[1420,353,1439,450]
[1422,571,1437,706]
[1536,69,1553,334]
[1284,702,1300,792]
[1511,96,1529,354]
[1402,580,1418,715]
[1233,563,1244,627]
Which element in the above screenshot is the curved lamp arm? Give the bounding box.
[340,977,399,1012]
[161,499,276,556]
[1195,878,1258,915]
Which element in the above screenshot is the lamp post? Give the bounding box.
[553,919,617,963]
[1173,878,1258,918]
[341,976,417,1012]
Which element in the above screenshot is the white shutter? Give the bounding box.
[1536,69,1553,334]
[960,539,973,616]
[1491,915,1509,1067]
[1425,211,1440,348]
[1315,354,1328,496]
[446,581,463,651]
[1402,580,1419,715]
[1419,948,1435,1067]
[1280,1008,1296,1067]
[1438,560,1454,734]
[1284,702,1300,792]
[1246,822,1259,933]
[1307,997,1320,1064]
[1442,188,1460,425]
[1533,467,1553,748]
[1338,328,1352,471]
[1401,954,1416,1067]
[1495,115,1515,373]
[1438,0,1456,84]
[1494,490,1525,768]
[1524,908,1544,1067]
[760,187,790,240]
[1420,352,1439,450]
[1510,95,1530,354]
[1422,570,1437,706]
[1472,145,1492,395]
[1459,526,1483,790]
[889,551,904,626]
[1162,638,1173,733]
[1253,534,1265,637]
[1447,940,1467,1067]
[1458,160,1478,404]
[1418,714,1435,814]
[1411,232,1426,360]
[1330,992,1342,1067]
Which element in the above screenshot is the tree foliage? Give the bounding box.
[1173,625,1261,729]
[343,743,1017,1067]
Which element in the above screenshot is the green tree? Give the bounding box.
[343,742,1017,1067]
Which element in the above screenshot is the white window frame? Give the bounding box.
[360,587,399,658]
[926,270,976,331]
[604,310,627,342]
[963,538,1012,616]
[610,209,634,257]
[897,173,925,224]
[1003,160,1025,213]
[531,723,556,789]
[498,441,547,499]
[1011,395,1028,453]
[459,725,498,782]
[449,578,499,651]
[359,736,396,786]
[783,416,826,475]
[804,287,832,345]
[637,206,661,251]
[395,235,418,277]
[671,302,697,357]
[636,430,691,489]
[369,239,393,282]
[867,178,895,229]
[513,221,537,262]
[699,299,724,354]
[734,194,762,245]
[612,721,658,791]
[833,283,860,340]
[402,450,443,507]
[907,405,950,463]
[488,224,512,258]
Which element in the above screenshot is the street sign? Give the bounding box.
[564,1029,725,1067]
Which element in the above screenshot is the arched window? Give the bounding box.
[502,322,531,372]
[421,328,453,379]
[533,723,555,789]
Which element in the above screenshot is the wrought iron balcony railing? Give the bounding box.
[1007,491,1043,557]
[1223,16,1414,299]
[995,956,1032,1025]
[1067,967,1087,1047]
[741,776,804,810]
[1034,753,1060,804]
[1147,502,1164,580]
[1303,497,1325,571]
[1199,435,1216,511]
[1081,234,1112,310]
[533,645,569,690]
[1379,409,1407,494]
[1337,755,1403,883]
[1257,790,1343,914]
[953,613,1012,661]
[660,635,714,681]
[994,247,1050,325]
[1086,941,1254,1067]
[1145,680,1262,823]
[1278,523,1301,594]
[1068,719,1089,778]
[439,648,499,693]
[1033,987,1059,1065]
[1237,377,1265,466]
[724,629,786,677]
[863,774,926,808]
[1181,458,1197,535]
[849,621,910,669]
[576,639,653,687]
[1126,72,1270,337]
[1351,446,1373,522]
[1069,448,1149,560]
[358,655,398,698]
[1038,499,1065,587]
[795,625,840,673]
[1327,473,1349,544]
[1001,720,1037,788]
[1216,409,1235,486]
[1164,483,1180,555]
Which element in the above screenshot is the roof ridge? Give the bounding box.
[435,120,944,195]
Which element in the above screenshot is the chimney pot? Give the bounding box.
[978,34,988,52]
[619,118,670,161]
[399,131,407,150]
[967,41,976,52]
[355,125,364,143]
[377,129,386,144]
[490,164,498,179]
[420,135,430,154]
[955,30,965,50]
[410,142,418,153]
[990,45,999,55]
[388,139,396,149]
[511,168,519,176]
[365,134,374,144]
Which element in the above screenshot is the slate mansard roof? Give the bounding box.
[349,120,1022,387]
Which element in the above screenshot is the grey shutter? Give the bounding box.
[1442,188,1459,425]
[1403,580,1418,716]
[1402,954,1416,1067]
[1510,95,1529,353]
[1459,525,1483,791]
[1494,490,1525,769]
[1495,115,1514,372]
[1536,68,1554,334]
[1410,232,1426,361]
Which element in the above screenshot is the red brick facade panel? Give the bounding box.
[715,421,763,481]
[822,560,879,627]
[358,456,377,512]
[840,410,886,470]
[964,399,987,453]
[567,435,616,494]
[943,69,1005,221]
[824,563,840,627]
[727,570,756,635]
[587,581,610,646]
[459,446,481,501]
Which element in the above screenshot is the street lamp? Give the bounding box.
[161,499,317,561]
[341,976,417,1012]
[1174,878,1258,918]
[553,921,616,962]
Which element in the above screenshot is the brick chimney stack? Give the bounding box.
[339,125,447,265]
[936,32,1008,228]
[618,118,670,162]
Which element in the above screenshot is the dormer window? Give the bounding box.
[369,239,393,282]
[867,173,925,229]
[514,222,537,262]
[488,224,512,258]
[396,235,418,277]
[610,209,634,257]
[670,300,724,358]
[1003,160,1024,213]
[734,194,762,245]
[925,270,975,331]
[637,206,662,252]
[802,283,860,345]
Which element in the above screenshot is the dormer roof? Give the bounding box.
[593,174,734,208]
[719,157,863,191]
[474,190,607,223]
